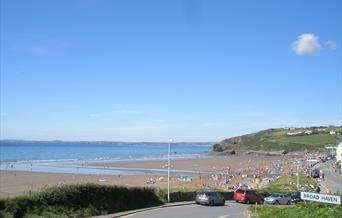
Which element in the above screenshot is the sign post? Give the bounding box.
[300,192,341,205]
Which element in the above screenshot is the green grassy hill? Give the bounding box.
[213,126,342,153]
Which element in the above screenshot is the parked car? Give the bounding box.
[264,193,291,205]
[290,192,301,203]
[233,189,264,204]
[195,191,225,206]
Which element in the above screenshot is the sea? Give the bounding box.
[0,141,212,176]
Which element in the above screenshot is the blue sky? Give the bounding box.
[0,0,341,142]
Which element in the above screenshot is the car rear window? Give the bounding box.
[236,189,245,194]
[216,192,223,197]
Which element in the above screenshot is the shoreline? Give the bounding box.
[0,154,215,176]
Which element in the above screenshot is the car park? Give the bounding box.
[264,193,291,205]
[195,191,225,206]
[233,189,264,204]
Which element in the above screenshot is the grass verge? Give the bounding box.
[259,173,318,195]
[250,201,342,218]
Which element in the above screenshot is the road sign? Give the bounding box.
[300,192,341,205]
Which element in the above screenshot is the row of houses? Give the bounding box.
[287,130,313,136]
[287,130,339,136]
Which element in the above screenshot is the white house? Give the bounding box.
[330,131,336,135]
[336,141,342,163]
[336,141,342,174]
[287,131,302,136]
[304,130,312,135]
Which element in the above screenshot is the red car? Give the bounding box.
[233,189,264,204]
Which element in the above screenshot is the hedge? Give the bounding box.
[0,184,235,218]
[0,184,163,218]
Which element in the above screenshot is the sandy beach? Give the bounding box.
[0,154,300,199]
[91,155,287,172]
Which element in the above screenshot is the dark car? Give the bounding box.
[291,192,301,203]
[195,191,225,206]
[233,189,264,204]
[311,169,320,178]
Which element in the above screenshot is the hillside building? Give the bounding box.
[336,141,342,163]
[287,131,302,136]
[336,141,342,174]
[304,130,312,135]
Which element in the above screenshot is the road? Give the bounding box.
[317,160,342,194]
[120,202,250,218]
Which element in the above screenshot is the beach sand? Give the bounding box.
[0,154,298,199]
[91,155,286,172]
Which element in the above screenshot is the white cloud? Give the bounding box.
[325,40,337,50]
[291,33,322,55]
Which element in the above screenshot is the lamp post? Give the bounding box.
[308,153,312,177]
[167,139,173,203]
[296,160,301,190]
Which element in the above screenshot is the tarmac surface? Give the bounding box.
[318,160,342,194]
[93,201,250,218]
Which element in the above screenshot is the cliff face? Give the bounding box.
[213,134,255,150]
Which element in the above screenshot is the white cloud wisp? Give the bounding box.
[291,33,322,55]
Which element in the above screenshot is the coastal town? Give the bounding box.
[1,0,341,217]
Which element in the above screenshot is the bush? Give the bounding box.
[0,184,234,217]
[0,184,164,218]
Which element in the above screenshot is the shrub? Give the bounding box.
[0,184,164,218]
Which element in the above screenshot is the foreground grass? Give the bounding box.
[250,202,342,218]
[253,174,341,217]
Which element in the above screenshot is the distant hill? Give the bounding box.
[213,126,342,153]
